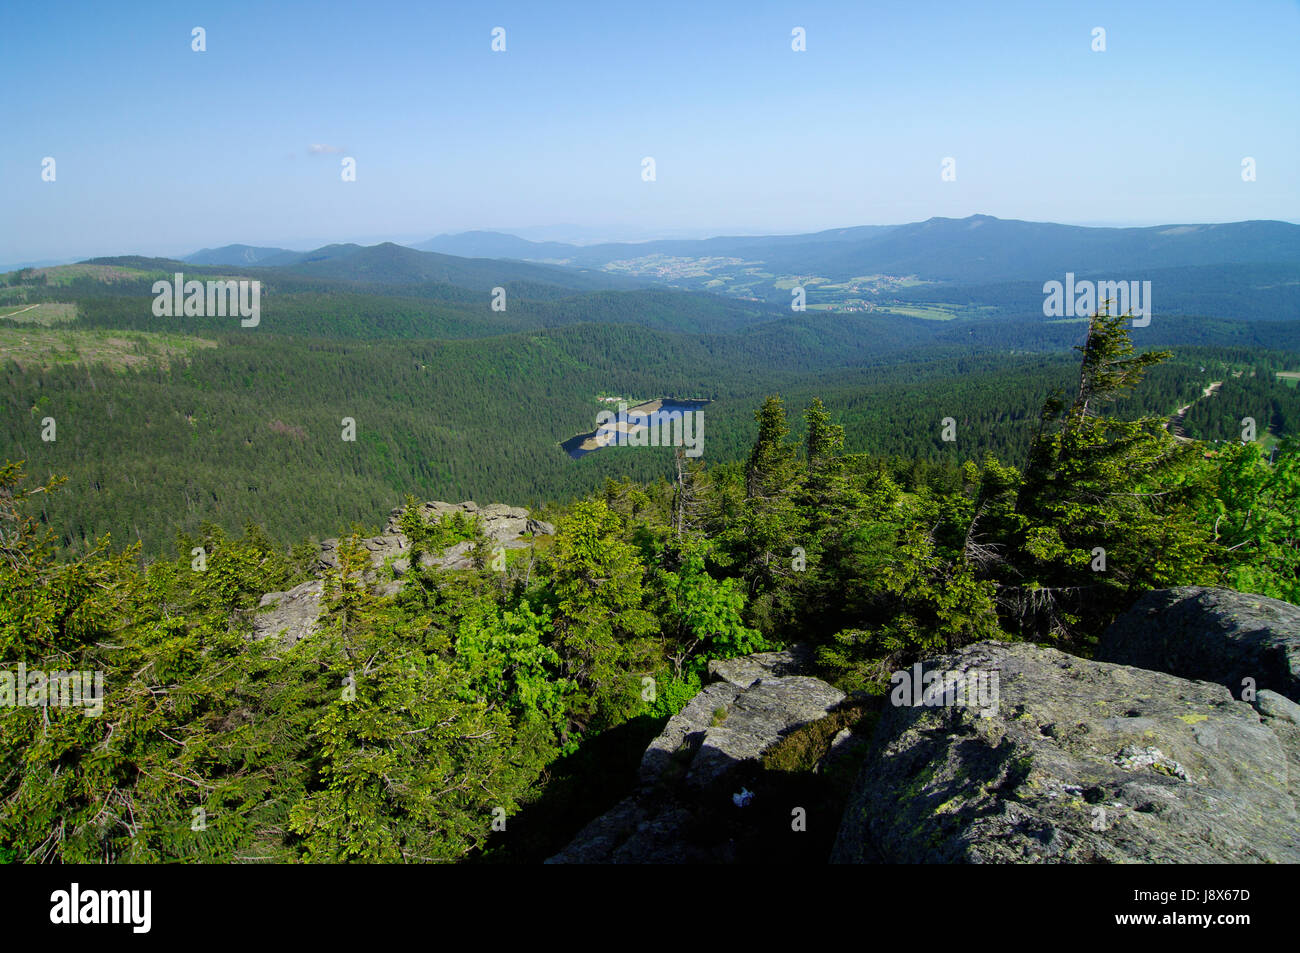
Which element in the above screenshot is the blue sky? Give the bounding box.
[3,0,1297,263]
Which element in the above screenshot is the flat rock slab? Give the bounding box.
[640,682,740,787]
[1099,586,1300,703]
[638,676,843,790]
[708,645,811,688]
[832,641,1300,864]
[685,677,845,789]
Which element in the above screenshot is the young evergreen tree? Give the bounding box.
[1008,308,1215,642]
[546,500,659,732]
[745,396,801,499]
[733,396,806,632]
[803,396,845,477]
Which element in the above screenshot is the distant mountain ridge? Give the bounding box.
[187,215,1300,287]
[170,241,646,292]
[185,244,300,266]
[414,224,901,264]
[58,214,1299,326]
[417,214,1300,283]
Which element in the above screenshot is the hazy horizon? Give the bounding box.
[5,209,1300,272]
[4,0,1297,264]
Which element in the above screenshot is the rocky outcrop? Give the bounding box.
[832,640,1300,864]
[550,586,1300,864]
[640,676,844,791]
[251,580,324,646]
[1252,689,1300,804]
[317,500,553,576]
[549,662,844,863]
[381,500,553,541]
[254,500,553,646]
[1098,586,1300,702]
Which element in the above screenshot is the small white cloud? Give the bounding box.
[308,144,344,155]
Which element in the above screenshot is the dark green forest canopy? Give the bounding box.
[3,263,1298,555]
[5,326,1292,553]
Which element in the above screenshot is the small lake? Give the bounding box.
[562,398,711,459]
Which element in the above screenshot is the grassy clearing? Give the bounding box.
[0,302,77,325]
[842,274,931,288]
[29,263,162,286]
[0,327,217,370]
[883,304,961,321]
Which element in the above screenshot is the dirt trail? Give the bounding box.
[1168,380,1222,440]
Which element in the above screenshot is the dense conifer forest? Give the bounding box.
[3,306,1297,863]
[4,263,1298,555]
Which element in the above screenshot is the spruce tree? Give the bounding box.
[1008,308,1214,642]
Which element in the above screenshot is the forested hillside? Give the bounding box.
[3,311,1297,863]
[416,216,1300,314]
[4,246,1298,556]
[6,0,1298,887]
